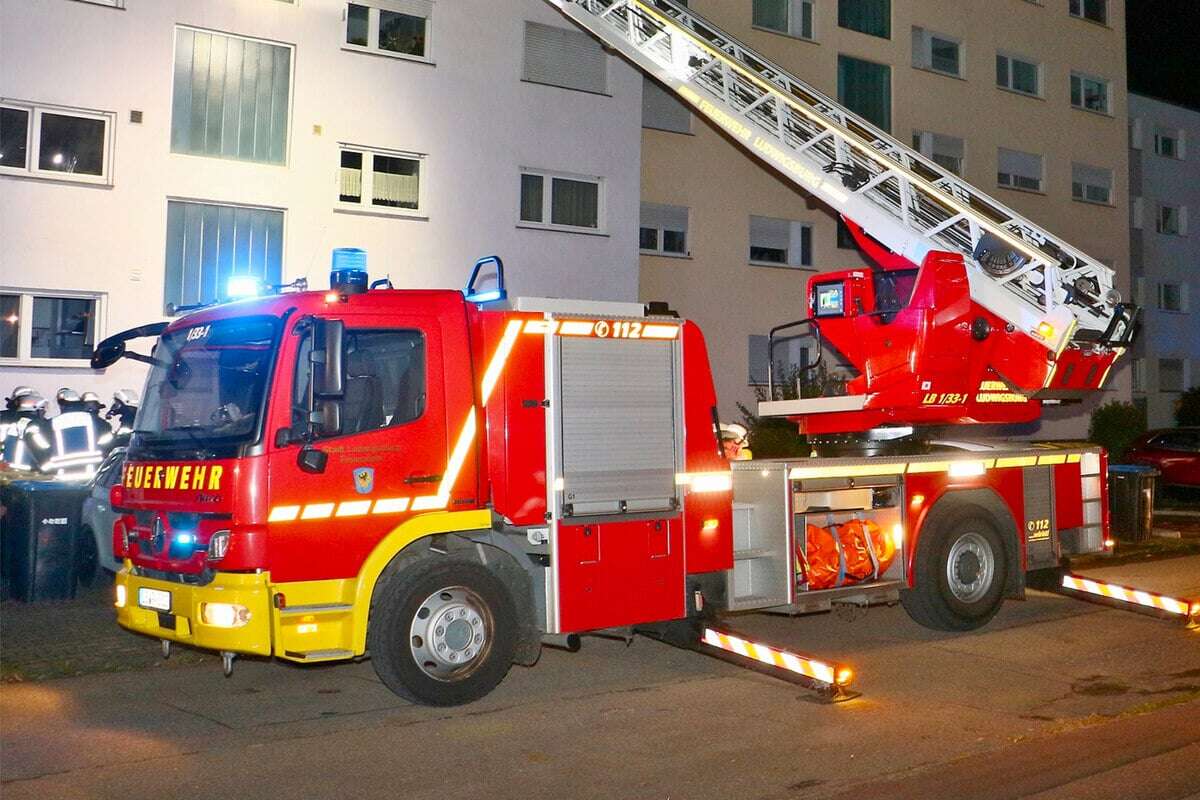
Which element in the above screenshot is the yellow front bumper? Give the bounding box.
[115,566,273,656]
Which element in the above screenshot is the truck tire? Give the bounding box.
[368,558,517,706]
[901,506,1008,631]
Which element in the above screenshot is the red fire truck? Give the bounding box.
[92,0,1180,707]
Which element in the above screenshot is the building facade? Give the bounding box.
[0,0,643,407]
[1128,93,1199,428]
[639,0,1132,438]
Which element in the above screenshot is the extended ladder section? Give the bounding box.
[548,0,1126,351]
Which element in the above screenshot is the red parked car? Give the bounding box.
[1126,428,1200,488]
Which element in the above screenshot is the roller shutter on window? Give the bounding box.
[522,21,607,94]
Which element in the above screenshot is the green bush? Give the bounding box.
[1087,401,1147,462]
[1176,386,1200,427]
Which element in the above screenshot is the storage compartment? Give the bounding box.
[794,484,903,591]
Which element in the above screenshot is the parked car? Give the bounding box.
[1126,428,1200,489]
[78,447,126,586]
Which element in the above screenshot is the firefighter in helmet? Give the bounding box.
[720,423,753,461]
[30,387,108,478]
[106,388,140,446]
[3,391,48,471]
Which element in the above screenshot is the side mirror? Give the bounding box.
[313,318,345,398]
[315,398,342,437]
[91,340,126,369]
[297,446,328,474]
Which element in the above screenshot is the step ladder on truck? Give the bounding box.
[89,3,1194,707]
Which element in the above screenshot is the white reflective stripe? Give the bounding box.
[1061,574,1194,617]
[300,503,335,520]
[641,324,681,339]
[481,320,523,404]
[558,320,595,336]
[411,495,447,511]
[372,497,410,514]
[335,500,372,517]
[269,505,301,522]
[676,471,732,492]
[701,628,836,685]
[426,409,477,507]
[522,319,559,335]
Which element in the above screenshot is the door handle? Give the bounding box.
[404,473,443,485]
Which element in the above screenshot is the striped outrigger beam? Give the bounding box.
[1060,574,1200,626]
[700,628,853,687]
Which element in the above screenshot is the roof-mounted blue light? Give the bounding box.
[331,248,369,296]
[464,255,507,304]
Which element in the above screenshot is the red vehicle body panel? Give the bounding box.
[1127,429,1200,488]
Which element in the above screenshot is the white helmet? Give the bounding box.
[113,388,140,407]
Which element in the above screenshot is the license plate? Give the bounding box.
[138,587,172,612]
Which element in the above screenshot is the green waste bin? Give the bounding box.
[1107,465,1158,542]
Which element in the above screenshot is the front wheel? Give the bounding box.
[901,508,1008,631]
[368,559,517,706]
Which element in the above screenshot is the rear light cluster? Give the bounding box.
[207,530,231,561]
[112,516,135,559]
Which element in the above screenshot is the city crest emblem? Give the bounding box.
[353,467,375,495]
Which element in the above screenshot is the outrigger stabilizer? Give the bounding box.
[637,617,859,702]
[1051,572,1199,630]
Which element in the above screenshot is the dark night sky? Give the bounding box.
[1126,0,1200,110]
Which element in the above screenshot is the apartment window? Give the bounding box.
[836,217,858,249]
[640,203,689,256]
[642,78,691,134]
[1159,358,1185,393]
[0,101,113,184]
[1069,0,1107,25]
[345,2,431,61]
[753,0,814,40]
[1157,204,1187,236]
[523,21,607,94]
[1157,282,1187,312]
[1154,128,1185,159]
[337,146,424,214]
[0,290,103,365]
[838,55,891,131]
[749,335,807,386]
[1070,72,1110,114]
[838,0,890,38]
[911,28,961,77]
[170,28,292,165]
[163,200,284,314]
[913,130,964,175]
[750,215,811,267]
[996,53,1040,96]
[519,170,603,232]
[1071,162,1112,205]
[997,147,1043,192]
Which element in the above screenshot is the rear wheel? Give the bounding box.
[369,558,516,706]
[901,507,1008,631]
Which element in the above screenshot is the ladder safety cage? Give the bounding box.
[548,0,1126,351]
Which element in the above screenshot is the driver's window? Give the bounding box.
[293,327,426,441]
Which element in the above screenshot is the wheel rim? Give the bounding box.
[945,531,995,603]
[409,586,493,682]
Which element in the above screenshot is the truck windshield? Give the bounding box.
[133,317,278,454]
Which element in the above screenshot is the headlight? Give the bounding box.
[200,602,250,628]
[207,530,231,561]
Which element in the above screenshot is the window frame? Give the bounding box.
[912,27,963,79]
[1153,129,1184,160]
[335,144,427,218]
[517,168,607,235]
[1068,0,1108,25]
[1070,162,1113,206]
[1070,71,1111,115]
[913,129,965,176]
[748,215,813,269]
[837,0,891,39]
[0,287,107,368]
[0,100,115,186]
[1156,204,1186,236]
[1158,358,1186,393]
[752,0,816,41]
[997,147,1044,193]
[995,52,1042,98]
[639,203,691,258]
[1157,282,1185,313]
[343,2,434,65]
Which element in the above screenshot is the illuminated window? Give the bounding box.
[523,21,607,94]
[913,130,964,175]
[1070,72,1110,114]
[753,0,814,40]
[996,53,1040,96]
[750,215,812,267]
[1071,162,1112,205]
[345,2,431,61]
[519,169,604,232]
[0,101,113,184]
[640,203,690,256]
[163,200,284,314]
[912,28,961,77]
[170,28,292,165]
[337,145,424,215]
[0,291,104,365]
[998,147,1043,192]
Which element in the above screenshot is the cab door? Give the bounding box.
[266,312,449,583]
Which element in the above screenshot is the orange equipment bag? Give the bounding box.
[797,518,897,590]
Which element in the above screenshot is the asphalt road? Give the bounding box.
[2,556,1198,800]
